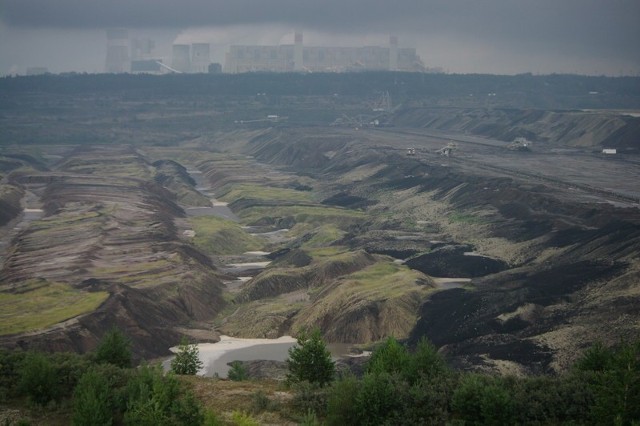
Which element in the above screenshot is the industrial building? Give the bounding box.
[224,34,423,73]
[105,29,130,73]
[191,43,211,73]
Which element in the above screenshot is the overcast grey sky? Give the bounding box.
[1,0,638,75]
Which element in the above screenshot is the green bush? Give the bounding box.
[227,361,248,381]
[50,351,92,398]
[95,327,132,368]
[366,336,412,379]
[203,410,223,426]
[230,410,259,426]
[250,390,275,413]
[170,337,203,375]
[18,352,59,406]
[291,381,330,418]
[325,374,360,426]
[451,374,516,425]
[124,364,203,425]
[287,328,335,387]
[72,368,113,426]
[0,349,27,401]
[411,337,448,381]
[402,373,458,425]
[575,340,640,424]
[355,372,405,425]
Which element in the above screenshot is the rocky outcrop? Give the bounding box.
[0,184,24,226]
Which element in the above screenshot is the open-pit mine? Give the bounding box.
[1,73,639,374]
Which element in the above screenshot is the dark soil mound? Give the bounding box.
[405,245,509,278]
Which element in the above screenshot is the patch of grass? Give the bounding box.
[307,246,350,258]
[303,224,346,248]
[340,262,428,299]
[0,283,108,335]
[218,183,313,204]
[448,212,485,224]
[190,216,263,255]
[238,205,364,227]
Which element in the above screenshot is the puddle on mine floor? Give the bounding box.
[432,277,472,289]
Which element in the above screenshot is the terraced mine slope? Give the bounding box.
[0,146,225,358]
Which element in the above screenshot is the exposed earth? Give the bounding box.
[0,73,639,374]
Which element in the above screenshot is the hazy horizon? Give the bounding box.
[1,0,639,76]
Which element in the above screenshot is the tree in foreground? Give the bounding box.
[171,337,203,375]
[95,327,132,368]
[18,351,59,406]
[287,328,335,387]
[72,368,112,426]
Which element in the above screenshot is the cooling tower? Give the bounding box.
[172,44,191,73]
[389,35,398,71]
[132,38,155,61]
[191,43,211,73]
[105,28,130,73]
[294,32,303,71]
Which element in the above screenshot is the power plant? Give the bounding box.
[171,44,191,73]
[105,29,130,73]
[104,31,424,74]
[224,34,424,73]
[191,43,211,73]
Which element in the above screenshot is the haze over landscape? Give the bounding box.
[1,0,640,75]
[1,1,640,424]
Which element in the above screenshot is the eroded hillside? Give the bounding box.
[0,146,225,358]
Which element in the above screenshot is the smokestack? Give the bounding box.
[172,44,191,73]
[105,28,130,73]
[389,35,398,71]
[191,43,211,73]
[294,32,303,71]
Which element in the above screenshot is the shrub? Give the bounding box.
[451,374,516,425]
[411,337,448,381]
[124,364,203,425]
[230,410,259,426]
[287,328,335,387]
[581,341,640,424]
[95,327,132,368]
[50,351,92,398]
[228,361,248,381]
[204,410,223,426]
[402,373,458,425]
[18,352,59,406]
[325,374,360,426]
[299,409,321,426]
[250,390,273,413]
[355,372,404,425]
[170,337,203,375]
[291,381,330,418]
[366,336,412,379]
[72,368,113,426]
[0,349,27,401]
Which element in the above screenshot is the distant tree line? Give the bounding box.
[1,72,639,109]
